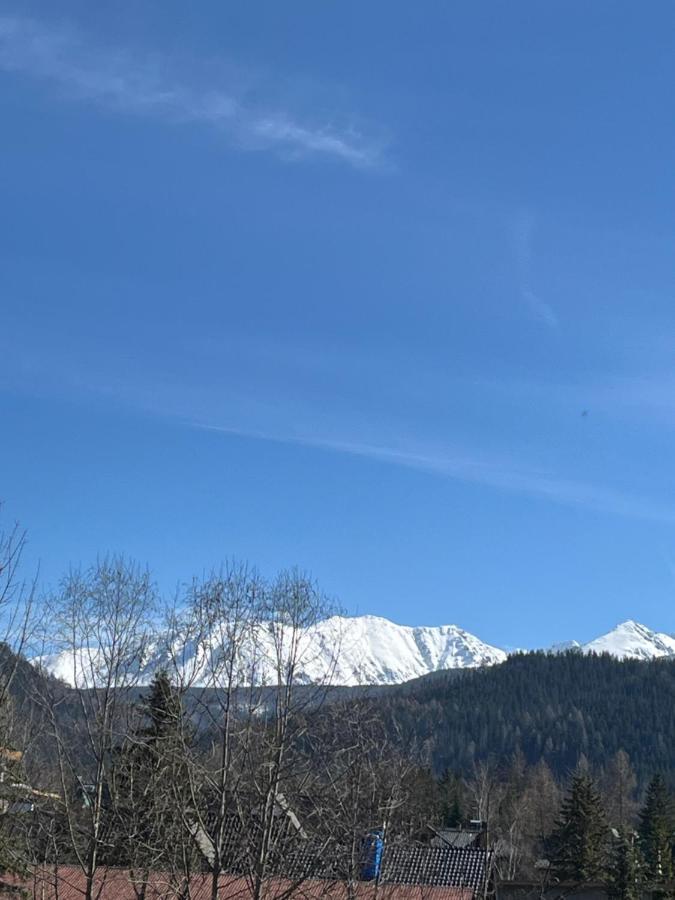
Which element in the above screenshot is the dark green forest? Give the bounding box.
[376,651,675,785]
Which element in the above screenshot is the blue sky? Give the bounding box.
[2,2,675,649]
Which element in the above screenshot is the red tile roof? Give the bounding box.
[8,867,477,900]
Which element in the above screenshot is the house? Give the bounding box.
[1,807,493,899]
[187,793,492,899]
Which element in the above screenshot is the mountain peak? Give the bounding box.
[616,619,645,630]
[582,620,675,661]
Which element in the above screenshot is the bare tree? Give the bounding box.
[160,565,267,900]
[33,557,157,900]
[601,749,637,831]
[305,697,412,896]
[0,510,44,884]
[524,760,562,855]
[160,565,343,900]
[242,570,342,900]
[0,511,37,699]
[466,760,502,900]
[490,751,530,882]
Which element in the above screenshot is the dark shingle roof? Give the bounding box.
[253,840,489,895]
[381,846,490,892]
[429,829,483,850]
[202,806,489,895]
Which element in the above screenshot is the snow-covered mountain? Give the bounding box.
[33,616,675,689]
[34,615,507,688]
[578,619,675,660]
[315,616,508,683]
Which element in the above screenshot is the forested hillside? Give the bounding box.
[377,651,675,785]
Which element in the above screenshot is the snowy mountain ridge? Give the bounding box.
[33,616,675,688]
[579,619,675,660]
[35,614,507,688]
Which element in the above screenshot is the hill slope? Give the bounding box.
[373,651,675,784]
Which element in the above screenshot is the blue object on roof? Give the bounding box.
[361,829,385,881]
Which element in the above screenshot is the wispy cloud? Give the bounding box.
[3,317,670,524]
[0,15,385,169]
[198,422,675,525]
[513,210,559,328]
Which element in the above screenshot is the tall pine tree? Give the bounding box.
[638,774,674,886]
[549,773,609,882]
[109,671,194,881]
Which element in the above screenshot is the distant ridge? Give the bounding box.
[34,614,507,688]
[33,616,675,688]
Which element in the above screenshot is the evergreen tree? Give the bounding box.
[638,774,674,885]
[608,830,642,900]
[549,773,609,882]
[140,669,185,747]
[109,671,194,880]
[437,770,465,827]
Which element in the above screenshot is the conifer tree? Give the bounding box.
[549,773,609,882]
[638,774,674,886]
[608,830,642,900]
[110,671,194,884]
[140,669,185,748]
[438,770,465,827]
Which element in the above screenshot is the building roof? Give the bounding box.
[9,867,477,900]
[189,799,487,896]
[274,841,488,895]
[427,829,483,851]
[381,846,490,892]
